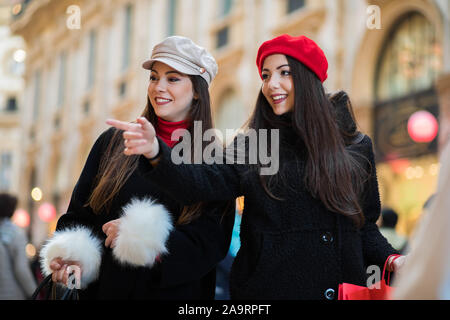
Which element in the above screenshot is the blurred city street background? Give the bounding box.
[0,0,449,298]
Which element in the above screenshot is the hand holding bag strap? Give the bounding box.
[60,271,79,301]
[383,254,402,286]
[31,273,79,300]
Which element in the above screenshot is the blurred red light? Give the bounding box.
[12,209,30,228]
[38,203,56,222]
[407,111,438,143]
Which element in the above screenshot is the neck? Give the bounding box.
[155,117,190,148]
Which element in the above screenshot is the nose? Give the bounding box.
[267,74,280,90]
[151,78,167,93]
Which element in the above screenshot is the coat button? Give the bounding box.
[321,232,334,243]
[324,288,335,300]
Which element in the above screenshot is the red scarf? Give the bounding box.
[155,117,190,148]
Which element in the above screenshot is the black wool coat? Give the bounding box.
[142,125,398,300]
[52,128,235,299]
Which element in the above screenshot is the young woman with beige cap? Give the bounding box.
[108,34,404,300]
[39,36,235,299]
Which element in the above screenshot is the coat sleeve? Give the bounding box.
[39,128,114,289]
[149,199,236,289]
[141,136,243,205]
[356,136,398,268]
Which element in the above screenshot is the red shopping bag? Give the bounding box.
[338,254,401,300]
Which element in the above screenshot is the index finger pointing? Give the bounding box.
[106,119,142,132]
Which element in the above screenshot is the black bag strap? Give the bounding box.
[31,274,52,300]
[31,273,79,300]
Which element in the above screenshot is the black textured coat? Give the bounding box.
[143,124,397,300]
[56,128,235,299]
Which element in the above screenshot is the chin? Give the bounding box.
[154,112,178,122]
[154,109,169,119]
[271,105,290,116]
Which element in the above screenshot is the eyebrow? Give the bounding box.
[150,69,185,76]
[262,64,290,72]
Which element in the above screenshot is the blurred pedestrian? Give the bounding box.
[108,34,403,300]
[0,193,37,299]
[39,36,235,299]
[379,208,408,254]
[393,135,450,299]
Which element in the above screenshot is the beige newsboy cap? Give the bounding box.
[142,36,218,86]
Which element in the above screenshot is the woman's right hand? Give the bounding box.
[50,257,82,287]
[106,117,160,159]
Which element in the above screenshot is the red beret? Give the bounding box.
[256,34,328,83]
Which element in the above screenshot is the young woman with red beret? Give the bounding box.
[39,36,235,299]
[108,34,404,300]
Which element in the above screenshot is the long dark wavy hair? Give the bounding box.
[86,75,219,225]
[248,56,368,228]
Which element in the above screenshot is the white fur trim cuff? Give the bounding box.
[113,197,174,267]
[40,226,103,289]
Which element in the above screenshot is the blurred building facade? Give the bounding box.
[0,3,25,195]
[7,0,450,247]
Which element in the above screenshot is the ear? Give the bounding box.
[193,91,199,100]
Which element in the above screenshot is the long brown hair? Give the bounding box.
[87,75,215,225]
[248,56,368,228]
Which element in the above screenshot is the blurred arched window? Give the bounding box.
[375,12,442,102]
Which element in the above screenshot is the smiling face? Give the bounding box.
[148,61,195,122]
[261,54,295,116]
